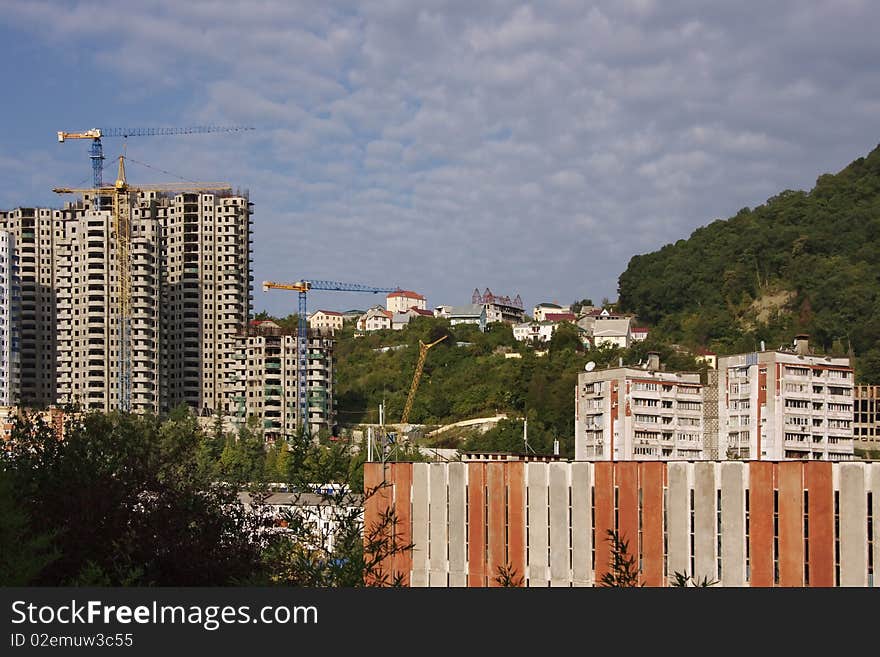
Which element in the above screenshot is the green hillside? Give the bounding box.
[618,143,880,382]
[332,318,700,456]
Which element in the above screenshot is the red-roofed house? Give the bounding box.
[249,319,281,329]
[387,289,426,313]
[544,312,577,323]
[357,306,393,332]
[309,310,344,335]
[631,327,649,342]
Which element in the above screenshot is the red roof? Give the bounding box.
[545,312,576,322]
[409,307,434,316]
[313,310,343,317]
[387,289,425,301]
[632,327,649,334]
[250,320,267,326]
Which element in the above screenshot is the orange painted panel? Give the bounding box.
[391,463,413,586]
[777,462,804,586]
[467,463,486,587]
[594,461,614,582]
[363,462,391,585]
[506,462,526,586]
[639,462,664,587]
[804,461,834,587]
[748,462,775,587]
[615,462,639,570]
[487,463,506,587]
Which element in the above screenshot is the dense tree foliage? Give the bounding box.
[618,143,880,381]
[0,410,407,586]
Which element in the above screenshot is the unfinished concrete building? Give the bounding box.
[5,188,252,415]
[228,323,335,440]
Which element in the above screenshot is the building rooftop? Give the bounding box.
[387,289,425,300]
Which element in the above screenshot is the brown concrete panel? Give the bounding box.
[391,463,413,586]
[639,462,665,587]
[594,461,614,582]
[804,461,834,587]
[615,462,639,572]
[777,461,804,587]
[467,463,486,587]
[363,462,391,585]
[748,461,775,587]
[487,463,506,587]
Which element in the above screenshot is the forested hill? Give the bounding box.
[617,143,880,382]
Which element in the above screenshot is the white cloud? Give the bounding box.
[2,0,880,315]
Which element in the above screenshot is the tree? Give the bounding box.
[3,411,263,585]
[0,468,58,585]
[598,529,641,587]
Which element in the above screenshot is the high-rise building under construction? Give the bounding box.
[2,189,252,415]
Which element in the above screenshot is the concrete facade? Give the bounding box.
[3,191,252,415]
[228,325,335,438]
[575,359,705,461]
[0,209,60,406]
[366,460,880,587]
[0,232,20,405]
[716,338,854,461]
[854,385,880,453]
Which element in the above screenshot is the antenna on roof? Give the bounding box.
[585,361,596,372]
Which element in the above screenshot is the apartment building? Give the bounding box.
[0,231,20,405]
[853,385,880,454]
[227,324,335,439]
[715,336,854,461]
[53,189,252,414]
[575,353,705,460]
[0,208,60,406]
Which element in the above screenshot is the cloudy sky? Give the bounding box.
[1,1,878,316]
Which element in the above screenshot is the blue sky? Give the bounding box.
[2,1,880,317]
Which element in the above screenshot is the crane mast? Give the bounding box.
[401,335,447,425]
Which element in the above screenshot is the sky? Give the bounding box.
[1,1,879,317]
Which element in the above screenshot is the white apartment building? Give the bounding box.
[715,336,854,461]
[0,231,20,405]
[575,354,705,460]
[227,325,335,439]
[386,289,426,314]
[52,190,252,414]
[0,208,60,406]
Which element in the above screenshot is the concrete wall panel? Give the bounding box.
[428,464,448,586]
[666,462,690,578]
[549,463,570,586]
[777,462,804,587]
[720,462,746,586]
[410,463,430,587]
[839,463,867,587]
[640,462,664,586]
[571,462,593,586]
[526,463,549,587]
[804,461,833,587]
[448,462,467,587]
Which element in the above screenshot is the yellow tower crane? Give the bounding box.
[54,155,232,412]
[401,334,448,425]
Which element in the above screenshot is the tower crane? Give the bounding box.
[401,335,447,425]
[262,279,397,436]
[57,126,254,189]
[54,155,232,412]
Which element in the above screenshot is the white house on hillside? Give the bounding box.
[387,289,426,313]
[357,306,393,332]
[309,310,344,335]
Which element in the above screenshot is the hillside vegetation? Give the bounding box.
[618,143,880,382]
